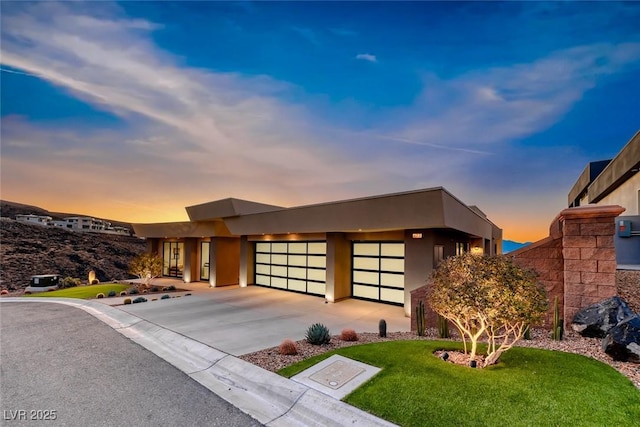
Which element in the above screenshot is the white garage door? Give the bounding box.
[255,241,326,296]
[352,242,404,305]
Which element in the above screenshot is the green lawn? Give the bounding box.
[280,341,640,427]
[26,284,129,299]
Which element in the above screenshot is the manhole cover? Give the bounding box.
[309,360,365,389]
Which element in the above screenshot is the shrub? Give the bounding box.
[24,291,32,295]
[305,323,331,345]
[107,290,117,297]
[1,289,9,295]
[60,276,81,289]
[279,339,298,355]
[129,288,139,295]
[150,286,159,293]
[96,293,105,299]
[161,294,170,300]
[162,287,169,291]
[168,285,176,291]
[429,253,547,367]
[340,328,358,341]
[132,297,147,304]
[185,293,191,296]
[123,298,132,305]
[119,291,127,297]
[90,279,99,285]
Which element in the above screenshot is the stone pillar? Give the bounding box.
[560,205,625,324]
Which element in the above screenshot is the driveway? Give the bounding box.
[117,285,410,355]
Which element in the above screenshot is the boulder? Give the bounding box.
[571,296,634,338]
[602,315,640,363]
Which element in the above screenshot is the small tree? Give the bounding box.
[129,253,163,289]
[428,253,547,367]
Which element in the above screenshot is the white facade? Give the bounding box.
[21,215,130,235]
[596,172,640,216]
[15,214,52,226]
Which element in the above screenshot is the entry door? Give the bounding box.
[163,242,184,278]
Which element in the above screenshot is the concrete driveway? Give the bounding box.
[117,285,410,355]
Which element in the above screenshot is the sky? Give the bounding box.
[1,1,639,243]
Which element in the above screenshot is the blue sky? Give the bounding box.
[1,1,639,241]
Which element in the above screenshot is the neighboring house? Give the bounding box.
[133,187,502,315]
[15,214,52,226]
[50,216,130,235]
[568,130,640,267]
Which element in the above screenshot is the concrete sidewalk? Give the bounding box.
[1,298,396,427]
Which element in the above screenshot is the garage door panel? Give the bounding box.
[353,284,379,300]
[288,267,307,279]
[308,255,326,268]
[381,273,404,288]
[256,275,270,286]
[288,279,307,292]
[288,255,307,266]
[353,270,380,285]
[272,254,287,265]
[255,264,270,275]
[380,288,404,304]
[256,253,270,264]
[353,257,379,270]
[307,282,326,295]
[271,265,287,277]
[381,258,404,272]
[307,269,326,282]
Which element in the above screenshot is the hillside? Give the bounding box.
[0,218,146,291]
[0,200,133,232]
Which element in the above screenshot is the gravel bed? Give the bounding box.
[239,328,640,389]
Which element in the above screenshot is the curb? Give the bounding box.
[1,298,396,426]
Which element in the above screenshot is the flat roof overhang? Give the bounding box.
[132,220,233,238]
[186,198,283,222]
[588,131,640,204]
[224,187,499,240]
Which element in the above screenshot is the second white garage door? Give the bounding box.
[352,242,405,305]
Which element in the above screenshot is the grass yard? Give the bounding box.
[26,284,129,299]
[279,341,640,427]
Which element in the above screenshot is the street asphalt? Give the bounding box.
[0,302,261,427]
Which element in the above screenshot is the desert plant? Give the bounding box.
[123,298,132,305]
[60,276,81,289]
[305,323,331,345]
[96,293,105,299]
[107,290,116,297]
[151,286,159,293]
[1,289,9,295]
[279,339,298,355]
[120,291,127,297]
[129,253,162,289]
[437,314,450,338]
[340,328,358,341]
[416,300,426,337]
[90,279,99,285]
[161,294,171,300]
[132,296,147,304]
[429,253,547,367]
[379,319,387,338]
[551,296,564,341]
[128,288,139,295]
[167,285,176,291]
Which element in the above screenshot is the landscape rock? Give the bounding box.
[602,315,640,363]
[571,296,635,338]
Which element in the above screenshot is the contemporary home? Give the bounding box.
[133,187,502,315]
[15,214,53,226]
[568,130,640,267]
[50,216,130,235]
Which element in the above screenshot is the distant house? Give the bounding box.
[15,214,52,226]
[42,216,130,235]
[133,187,502,315]
[568,130,640,267]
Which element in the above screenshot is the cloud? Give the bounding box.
[2,2,639,240]
[356,53,377,63]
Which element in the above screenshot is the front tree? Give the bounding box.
[129,253,163,289]
[429,253,547,367]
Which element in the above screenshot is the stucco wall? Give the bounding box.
[597,172,640,215]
